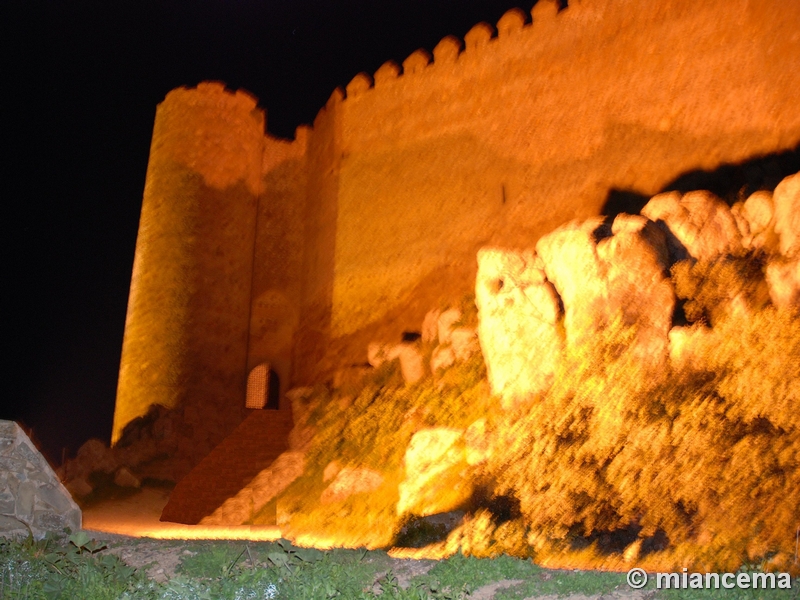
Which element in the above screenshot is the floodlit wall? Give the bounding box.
[246,132,309,396]
[292,92,344,382]
[113,83,264,444]
[326,0,800,344]
[115,0,800,435]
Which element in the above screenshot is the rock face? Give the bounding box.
[367,342,425,384]
[641,190,742,262]
[320,467,384,504]
[773,172,800,257]
[477,213,675,404]
[766,258,800,311]
[0,420,81,539]
[732,191,777,252]
[535,218,609,347]
[537,215,674,360]
[397,428,473,517]
[596,215,675,365]
[475,248,563,408]
[389,343,426,385]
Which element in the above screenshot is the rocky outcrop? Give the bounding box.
[535,218,608,348]
[766,257,800,311]
[430,344,456,373]
[367,341,425,384]
[732,191,778,252]
[478,213,675,404]
[475,248,563,408]
[320,467,384,504]
[773,172,800,257]
[595,215,675,366]
[390,343,426,385]
[397,428,473,517]
[450,327,479,361]
[476,172,800,403]
[437,309,463,345]
[1,420,81,539]
[538,215,674,357]
[641,190,743,262]
[367,303,481,384]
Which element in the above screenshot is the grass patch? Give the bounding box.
[2,533,797,599]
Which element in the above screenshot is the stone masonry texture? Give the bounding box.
[0,420,82,539]
[113,0,800,451]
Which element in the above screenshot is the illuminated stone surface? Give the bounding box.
[773,172,800,257]
[114,0,800,446]
[475,248,562,406]
[766,257,800,311]
[113,0,800,536]
[0,421,81,540]
[320,467,384,504]
[641,190,743,262]
[397,428,472,517]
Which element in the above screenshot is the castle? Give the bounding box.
[112,0,800,447]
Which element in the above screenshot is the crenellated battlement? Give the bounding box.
[165,81,263,124]
[115,0,800,449]
[329,3,566,107]
[292,3,577,152]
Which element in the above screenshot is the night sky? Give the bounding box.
[2,0,536,465]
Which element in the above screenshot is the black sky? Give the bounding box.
[2,0,534,465]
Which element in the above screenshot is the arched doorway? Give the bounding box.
[245,363,280,410]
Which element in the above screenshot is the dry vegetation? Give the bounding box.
[268,257,800,575]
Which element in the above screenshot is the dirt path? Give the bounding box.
[82,486,281,541]
[80,487,647,599]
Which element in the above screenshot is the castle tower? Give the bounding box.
[113,82,265,444]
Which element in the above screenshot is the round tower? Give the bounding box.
[113,82,265,445]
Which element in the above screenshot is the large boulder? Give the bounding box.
[450,327,479,361]
[421,308,441,344]
[387,343,426,385]
[773,172,800,257]
[369,342,426,384]
[430,344,456,373]
[766,257,800,311]
[437,308,462,345]
[536,218,607,348]
[596,214,675,366]
[641,190,742,261]
[397,428,472,517]
[475,248,563,407]
[536,215,674,366]
[0,421,81,539]
[320,467,384,504]
[731,191,777,252]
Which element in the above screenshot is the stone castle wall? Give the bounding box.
[113,0,800,442]
[326,0,800,346]
[113,84,265,443]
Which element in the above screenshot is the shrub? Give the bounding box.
[488,297,799,571]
